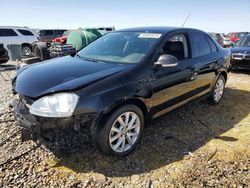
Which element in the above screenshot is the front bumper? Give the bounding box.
[231,53,250,70]
[12,97,96,140]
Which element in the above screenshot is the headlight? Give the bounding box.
[29,93,79,117]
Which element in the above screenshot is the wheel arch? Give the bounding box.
[94,97,150,130]
[21,43,32,48]
[219,70,227,82]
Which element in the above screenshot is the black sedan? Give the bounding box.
[0,44,9,64]
[12,27,231,156]
[231,35,250,70]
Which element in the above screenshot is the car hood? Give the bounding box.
[15,56,129,98]
[231,46,250,53]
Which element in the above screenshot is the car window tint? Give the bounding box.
[191,31,211,57]
[45,30,54,35]
[161,34,189,60]
[55,30,63,35]
[18,29,34,36]
[0,29,18,37]
[207,36,217,53]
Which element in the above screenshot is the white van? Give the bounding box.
[0,26,38,56]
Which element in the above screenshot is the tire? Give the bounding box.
[208,75,226,104]
[93,105,144,156]
[21,44,32,57]
[33,42,50,61]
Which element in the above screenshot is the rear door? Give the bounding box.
[189,31,219,94]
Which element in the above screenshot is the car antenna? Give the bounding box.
[181,12,191,28]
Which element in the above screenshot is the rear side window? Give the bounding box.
[55,30,64,35]
[0,29,18,37]
[191,31,211,57]
[17,29,34,36]
[45,30,54,35]
[207,36,218,53]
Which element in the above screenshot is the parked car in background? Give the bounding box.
[0,26,38,56]
[217,33,231,47]
[208,32,223,46]
[97,27,115,33]
[208,32,231,47]
[52,27,115,44]
[231,34,250,70]
[0,43,9,64]
[227,32,249,43]
[13,27,231,156]
[37,29,67,42]
[52,30,71,44]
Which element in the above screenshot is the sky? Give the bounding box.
[0,0,250,33]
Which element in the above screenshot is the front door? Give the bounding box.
[151,32,213,118]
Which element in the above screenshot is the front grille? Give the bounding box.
[232,54,243,59]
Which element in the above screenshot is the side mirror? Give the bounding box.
[154,54,178,68]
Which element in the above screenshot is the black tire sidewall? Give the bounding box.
[94,104,144,156]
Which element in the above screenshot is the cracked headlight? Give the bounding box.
[29,93,78,117]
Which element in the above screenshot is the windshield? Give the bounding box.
[235,33,247,38]
[78,32,162,64]
[235,36,250,47]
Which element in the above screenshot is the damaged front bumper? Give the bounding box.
[11,97,96,141]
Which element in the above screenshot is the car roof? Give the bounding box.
[37,29,67,31]
[0,26,31,30]
[117,26,203,34]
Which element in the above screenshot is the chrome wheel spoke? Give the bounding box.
[125,112,130,125]
[117,117,126,128]
[127,132,138,137]
[126,134,133,146]
[120,135,126,152]
[111,126,122,133]
[128,114,137,128]
[110,133,121,142]
[113,137,124,151]
[127,123,139,130]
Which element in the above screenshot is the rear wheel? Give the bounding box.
[93,105,144,156]
[208,75,225,104]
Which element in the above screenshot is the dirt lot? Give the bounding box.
[0,68,249,188]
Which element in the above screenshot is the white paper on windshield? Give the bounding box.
[138,33,162,39]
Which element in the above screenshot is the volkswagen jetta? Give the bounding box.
[12,27,231,156]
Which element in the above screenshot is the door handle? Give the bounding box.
[190,71,198,81]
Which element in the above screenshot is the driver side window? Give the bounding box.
[160,34,189,61]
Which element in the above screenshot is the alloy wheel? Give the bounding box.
[109,112,140,153]
[214,77,225,102]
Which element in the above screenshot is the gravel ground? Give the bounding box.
[0,65,249,188]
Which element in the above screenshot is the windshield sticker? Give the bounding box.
[138,33,162,39]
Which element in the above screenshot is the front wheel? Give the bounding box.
[208,75,226,104]
[93,105,144,156]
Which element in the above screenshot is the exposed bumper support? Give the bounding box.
[11,99,96,141]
